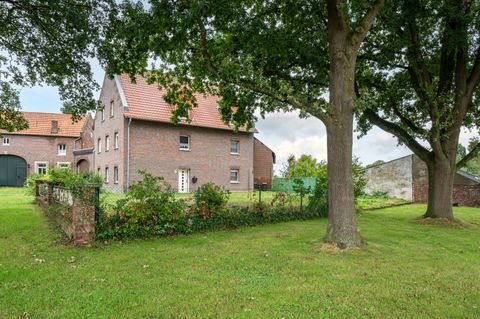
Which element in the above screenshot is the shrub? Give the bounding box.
[97,171,188,238]
[193,182,230,218]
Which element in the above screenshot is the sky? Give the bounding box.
[18,59,477,174]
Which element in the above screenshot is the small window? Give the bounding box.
[35,162,48,175]
[230,169,239,183]
[110,100,114,117]
[114,166,119,184]
[105,135,110,152]
[58,144,66,156]
[2,136,10,145]
[97,167,101,175]
[101,109,105,121]
[114,132,119,149]
[179,135,190,150]
[104,167,109,183]
[230,140,239,154]
[97,138,102,153]
[57,162,71,169]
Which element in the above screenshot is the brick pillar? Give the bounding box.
[47,182,54,204]
[72,188,97,245]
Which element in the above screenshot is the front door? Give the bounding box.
[178,169,189,193]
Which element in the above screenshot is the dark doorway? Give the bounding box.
[76,159,89,172]
[0,155,27,187]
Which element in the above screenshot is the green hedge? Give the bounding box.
[96,205,325,240]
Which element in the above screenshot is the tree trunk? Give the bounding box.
[324,111,361,248]
[424,157,455,219]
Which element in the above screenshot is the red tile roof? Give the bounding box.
[118,75,254,132]
[1,112,88,137]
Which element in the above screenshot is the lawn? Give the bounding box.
[101,189,407,210]
[1,187,479,318]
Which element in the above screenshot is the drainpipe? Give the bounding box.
[127,118,132,190]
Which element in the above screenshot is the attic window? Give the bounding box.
[110,100,114,117]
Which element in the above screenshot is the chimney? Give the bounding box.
[51,120,59,134]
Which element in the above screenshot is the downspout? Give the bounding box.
[127,118,132,190]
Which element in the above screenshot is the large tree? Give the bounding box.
[357,0,480,219]
[100,0,383,248]
[0,0,112,131]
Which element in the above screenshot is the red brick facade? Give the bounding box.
[94,75,269,192]
[253,138,275,189]
[0,134,77,175]
[413,183,480,207]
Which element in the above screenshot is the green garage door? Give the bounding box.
[0,155,27,187]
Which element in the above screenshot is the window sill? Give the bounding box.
[230,181,240,184]
[230,152,239,156]
[179,148,190,151]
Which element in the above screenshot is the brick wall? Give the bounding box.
[413,183,480,207]
[253,138,274,189]
[0,134,77,175]
[128,119,254,192]
[94,76,127,191]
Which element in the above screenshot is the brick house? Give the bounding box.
[94,74,274,192]
[0,112,91,186]
[253,138,276,189]
[365,154,480,207]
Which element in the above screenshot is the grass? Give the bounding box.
[1,187,480,318]
[101,189,407,209]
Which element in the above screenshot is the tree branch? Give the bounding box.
[364,108,431,162]
[350,0,385,51]
[467,45,480,97]
[196,16,217,75]
[457,142,480,169]
[391,104,428,136]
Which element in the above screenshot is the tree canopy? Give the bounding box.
[357,0,480,218]
[99,0,384,248]
[0,0,113,131]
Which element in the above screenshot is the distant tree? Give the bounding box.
[282,154,321,178]
[0,0,113,131]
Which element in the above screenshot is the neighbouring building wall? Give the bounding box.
[128,119,254,192]
[365,155,413,201]
[0,134,76,175]
[94,76,127,191]
[253,138,274,189]
[412,155,480,207]
[74,116,95,172]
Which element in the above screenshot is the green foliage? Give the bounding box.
[98,171,188,238]
[0,0,113,129]
[282,154,323,178]
[193,183,230,218]
[24,167,102,198]
[307,157,366,216]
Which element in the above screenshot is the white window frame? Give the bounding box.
[230,169,239,184]
[105,135,110,152]
[2,136,10,146]
[57,162,71,169]
[114,132,119,149]
[110,100,114,117]
[58,143,66,156]
[35,162,48,175]
[230,140,239,155]
[97,138,102,153]
[114,166,119,184]
[104,167,109,183]
[179,135,190,150]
